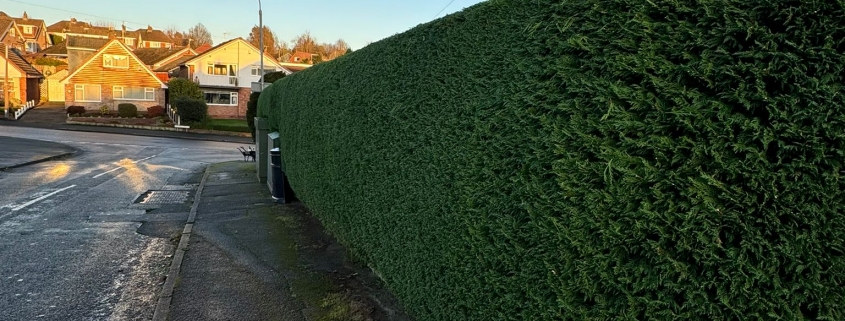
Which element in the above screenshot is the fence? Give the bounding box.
[166,104,190,131]
[12,100,36,120]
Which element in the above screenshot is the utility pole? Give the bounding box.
[259,0,264,92]
[4,45,9,119]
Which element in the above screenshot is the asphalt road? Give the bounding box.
[0,126,245,320]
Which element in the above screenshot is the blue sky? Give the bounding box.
[0,0,486,50]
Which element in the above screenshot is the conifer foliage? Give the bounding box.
[258,0,845,319]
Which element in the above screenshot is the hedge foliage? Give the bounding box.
[172,97,207,123]
[167,78,203,101]
[117,103,137,117]
[146,105,164,118]
[66,106,85,115]
[258,0,845,320]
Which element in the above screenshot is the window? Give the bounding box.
[125,38,135,46]
[250,66,276,76]
[22,26,33,34]
[74,84,101,102]
[150,42,161,48]
[204,91,238,105]
[26,42,38,53]
[114,86,155,100]
[207,64,236,76]
[103,54,129,68]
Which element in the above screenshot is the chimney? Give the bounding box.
[147,25,152,33]
[22,11,28,20]
[70,17,77,23]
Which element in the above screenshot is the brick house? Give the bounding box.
[0,43,43,104]
[7,12,48,53]
[170,37,289,119]
[61,39,166,111]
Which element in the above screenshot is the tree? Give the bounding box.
[291,31,318,54]
[247,25,279,57]
[167,78,203,101]
[187,23,213,49]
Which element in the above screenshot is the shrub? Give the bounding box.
[246,92,261,140]
[167,77,203,101]
[117,103,137,117]
[263,71,287,84]
[172,96,207,123]
[99,105,110,115]
[66,106,85,115]
[258,1,845,320]
[146,105,164,118]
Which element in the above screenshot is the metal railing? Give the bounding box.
[12,100,36,120]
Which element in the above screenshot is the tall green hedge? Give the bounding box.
[259,0,845,320]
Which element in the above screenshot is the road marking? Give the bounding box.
[11,185,76,212]
[92,155,158,178]
[92,167,122,179]
[134,155,156,163]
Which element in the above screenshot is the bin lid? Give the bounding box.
[270,148,280,152]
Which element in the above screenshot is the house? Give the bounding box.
[135,26,174,49]
[287,51,316,64]
[0,15,24,51]
[0,44,43,104]
[133,47,197,82]
[194,44,212,54]
[61,39,166,111]
[46,19,140,49]
[5,12,48,53]
[171,37,290,118]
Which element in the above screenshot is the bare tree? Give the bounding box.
[164,25,181,38]
[91,20,115,28]
[187,23,213,48]
[291,31,318,55]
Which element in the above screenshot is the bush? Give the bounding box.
[258,1,845,320]
[263,71,287,84]
[66,106,85,115]
[99,105,110,115]
[172,96,207,123]
[146,105,164,118]
[246,92,261,140]
[167,77,203,101]
[117,103,137,117]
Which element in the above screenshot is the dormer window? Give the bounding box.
[22,26,33,34]
[103,54,129,68]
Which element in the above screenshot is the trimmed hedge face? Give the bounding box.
[259,0,845,320]
[173,97,208,123]
[146,105,164,118]
[117,103,137,117]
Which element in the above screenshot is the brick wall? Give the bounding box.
[18,77,26,102]
[65,84,165,112]
[205,88,251,119]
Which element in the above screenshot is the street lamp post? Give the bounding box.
[259,0,264,92]
[4,45,9,119]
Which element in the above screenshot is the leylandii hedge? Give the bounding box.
[259,0,845,320]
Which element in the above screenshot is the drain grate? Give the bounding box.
[136,190,190,204]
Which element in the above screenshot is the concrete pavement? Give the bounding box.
[0,136,78,170]
[161,161,412,321]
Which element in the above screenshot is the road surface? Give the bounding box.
[0,126,245,320]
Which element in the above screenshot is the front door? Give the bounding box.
[48,80,63,102]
